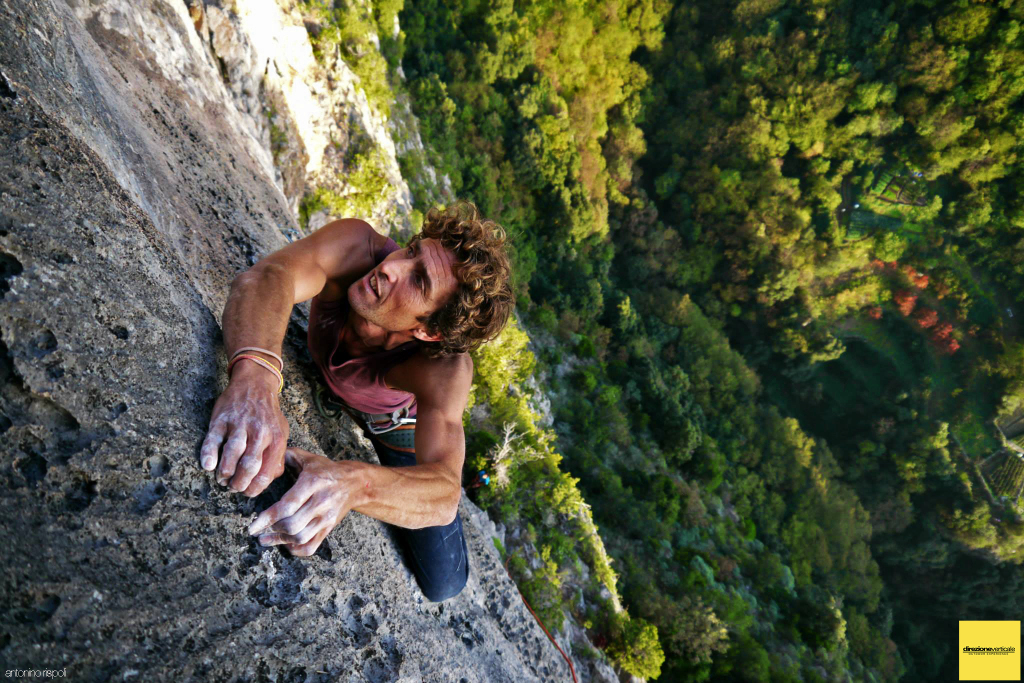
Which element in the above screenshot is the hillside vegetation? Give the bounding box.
[303,0,1024,679]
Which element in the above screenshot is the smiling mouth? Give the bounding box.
[369,272,379,298]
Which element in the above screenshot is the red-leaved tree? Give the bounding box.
[930,322,960,355]
[913,307,939,329]
[932,322,954,341]
[894,290,918,317]
[939,338,960,355]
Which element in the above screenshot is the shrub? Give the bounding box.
[302,0,393,116]
[608,614,665,680]
[518,545,565,631]
[298,149,389,228]
[872,232,907,262]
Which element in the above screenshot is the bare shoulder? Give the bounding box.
[388,351,473,406]
[255,217,389,304]
[313,219,389,301]
[424,351,473,372]
[402,351,472,385]
[315,218,388,270]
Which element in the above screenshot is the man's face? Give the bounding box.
[347,237,458,347]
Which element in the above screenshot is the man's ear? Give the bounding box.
[411,326,443,343]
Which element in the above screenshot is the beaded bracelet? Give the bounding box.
[228,354,284,394]
[230,346,283,372]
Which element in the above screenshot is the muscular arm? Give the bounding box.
[357,352,470,526]
[250,353,472,555]
[201,219,387,496]
[223,218,384,360]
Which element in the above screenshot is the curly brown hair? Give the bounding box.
[409,201,515,357]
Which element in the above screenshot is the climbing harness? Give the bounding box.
[313,383,417,452]
[360,404,418,436]
[370,422,417,453]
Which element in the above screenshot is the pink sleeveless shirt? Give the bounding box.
[306,238,418,417]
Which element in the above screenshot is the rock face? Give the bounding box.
[0,0,570,680]
[197,0,417,231]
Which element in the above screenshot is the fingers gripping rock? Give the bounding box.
[200,421,226,471]
[217,430,247,484]
[203,376,287,486]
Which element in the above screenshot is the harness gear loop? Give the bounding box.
[364,404,417,435]
[313,384,345,420]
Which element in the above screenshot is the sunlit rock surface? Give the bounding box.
[199,0,415,231]
[0,0,574,679]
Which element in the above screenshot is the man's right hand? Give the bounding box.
[200,359,289,497]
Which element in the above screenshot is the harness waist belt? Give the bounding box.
[359,405,416,435]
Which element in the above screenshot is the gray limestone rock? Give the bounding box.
[0,0,573,680]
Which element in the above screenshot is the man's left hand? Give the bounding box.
[248,447,361,556]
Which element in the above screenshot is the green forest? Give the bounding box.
[301,0,1024,679]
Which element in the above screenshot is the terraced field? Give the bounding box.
[981,451,1024,499]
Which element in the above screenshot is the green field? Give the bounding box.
[827,316,1001,462]
[836,317,923,385]
[850,209,904,232]
[767,317,926,445]
[954,411,1002,461]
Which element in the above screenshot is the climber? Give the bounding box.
[198,202,514,602]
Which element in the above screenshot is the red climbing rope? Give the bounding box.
[504,556,579,683]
